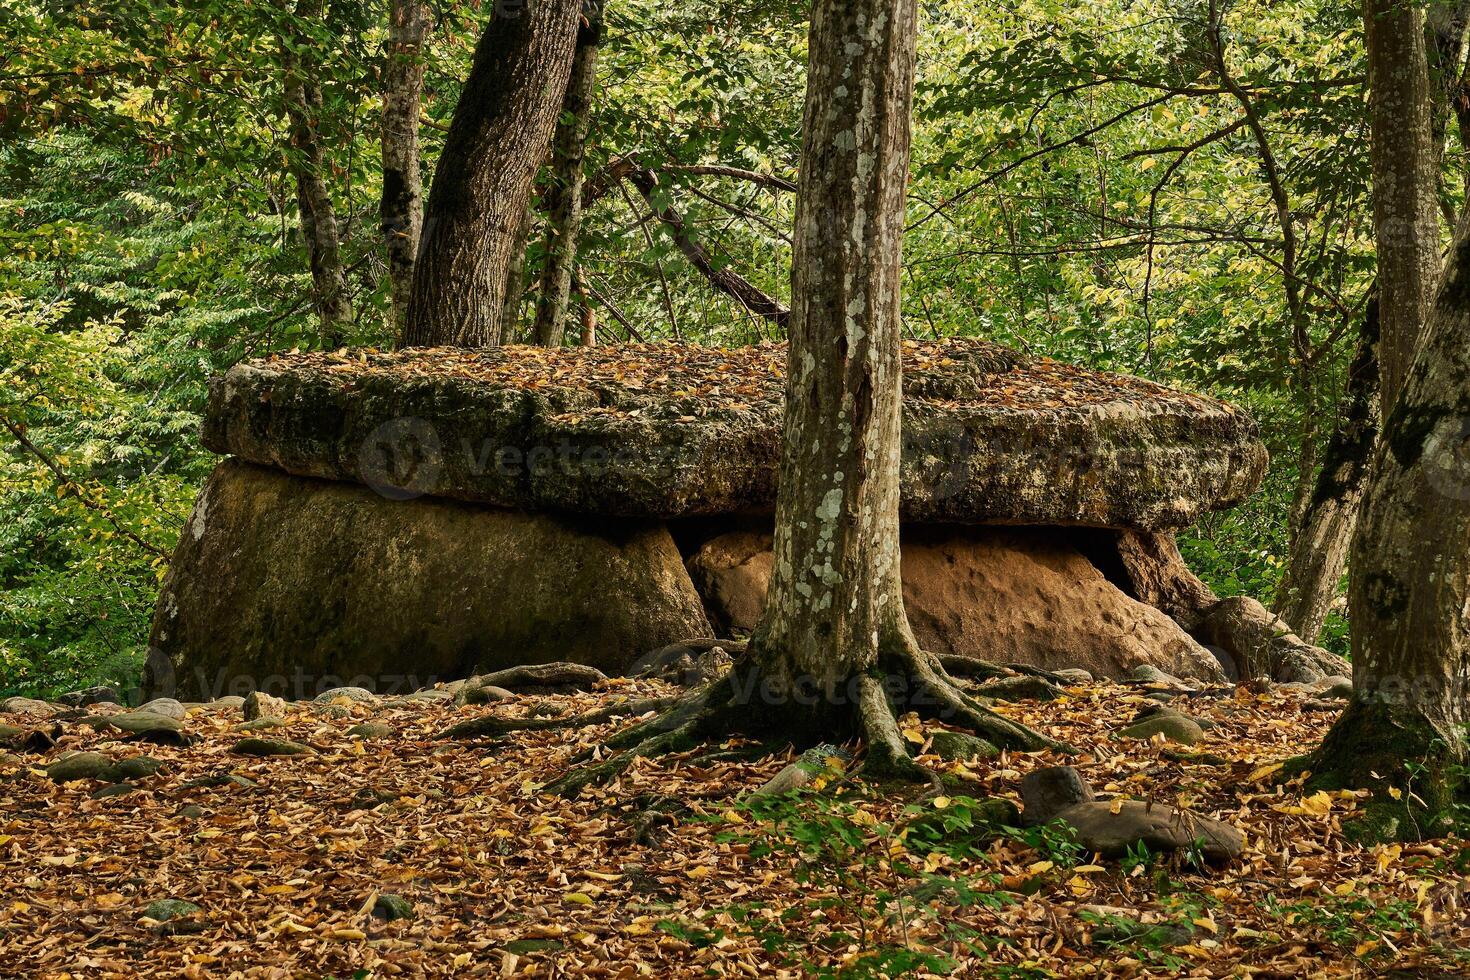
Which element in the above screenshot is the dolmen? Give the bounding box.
[148,339,1346,700]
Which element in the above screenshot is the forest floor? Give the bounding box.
[2,678,1468,978]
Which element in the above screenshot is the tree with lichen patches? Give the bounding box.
[447,0,1051,794]
[1306,219,1470,844]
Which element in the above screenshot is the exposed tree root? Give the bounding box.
[446,636,1061,797]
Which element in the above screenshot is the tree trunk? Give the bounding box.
[1309,213,1470,839]
[1272,299,1382,642]
[532,7,602,347]
[1366,0,1442,411]
[505,0,1048,798]
[499,205,533,342]
[399,0,583,348]
[380,0,430,334]
[281,0,351,348]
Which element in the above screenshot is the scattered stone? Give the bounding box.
[211,696,246,710]
[372,894,415,922]
[0,723,22,746]
[1125,664,1188,687]
[753,744,852,796]
[1309,675,1353,700]
[314,686,377,704]
[973,674,1064,702]
[243,690,289,721]
[927,730,999,762]
[142,899,200,923]
[237,717,285,731]
[90,783,138,800]
[1118,712,1204,746]
[1056,800,1243,864]
[0,697,56,717]
[314,705,351,719]
[527,700,567,719]
[455,685,511,707]
[347,722,393,739]
[231,737,315,757]
[136,697,187,720]
[105,711,188,746]
[1053,668,1094,685]
[504,939,565,955]
[631,638,744,685]
[56,686,122,708]
[47,752,114,782]
[349,787,398,811]
[106,756,164,781]
[176,804,206,820]
[181,772,258,790]
[1021,767,1096,827]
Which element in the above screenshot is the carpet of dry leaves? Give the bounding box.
[3,679,1468,978]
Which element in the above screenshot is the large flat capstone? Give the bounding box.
[202,340,1266,531]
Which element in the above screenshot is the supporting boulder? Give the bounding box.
[150,461,710,699]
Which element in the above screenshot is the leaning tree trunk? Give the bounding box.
[281,0,351,348]
[399,0,583,348]
[532,6,602,347]
[1308,216,1470,838]
[1366,0,1442,412]
[1272,299,1381,643]
[380,0,430,334]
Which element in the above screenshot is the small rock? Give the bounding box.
[1052,668,1093,685]
[232,737,315,757]
[242,690,288,721]
[1309,675,1353,700]
[455,684,511,707]
[105,756,164,781]
[142,899,200,923]
[927,730,998,762]
[0,697,56,717]
[211,696,246,710]
[237,717,285,731]
[90,782,138,800]
[753,744,851,796]
[973,675,1064,702]
[1056,800,1243,864]
[181,772,258,790]
[1118,713,1204,746]
[505,939,565,955]
[1021,766,1096,827]
[372,894,415,922]
[347,722,393,739]
[177,804,206,820]
[314,686,377,704]
[314,704,351,719]
[136,697,186,720]
[0,723,22,746]
[47,752,114,783]
[1125,664,1187,687]
[105,711,188,746]
[56,686,122,708]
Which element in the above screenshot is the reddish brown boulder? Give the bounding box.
[685,526,1226,683]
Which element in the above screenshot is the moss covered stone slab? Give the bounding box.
[150,461,711,700]
[202,340,1266,531]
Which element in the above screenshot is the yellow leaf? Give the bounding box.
[686,866,713,879]
[1110,798,1125,815]
[1027,860,1054,875]
[1247,762,1283,783]
[327,928,366,941]
[1334,881,1356,896]
[1355,940,1379,957]
[453,953,472,968]
[901,727,925,745]
[721,810,745,824]
[1192,916,1218,934]
[1387,786,1403,800]
[562,892,594,905]
[932,796,951,810]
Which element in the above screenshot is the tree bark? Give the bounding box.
[380,0,430,334]
[281,0,351,348]
[399,0,583,348]
[1309,211,1470,837]
[499,204,533,343]
[1366,0,1443,412]
[626,167,790,328]
[1272,300,1382,642]
[533,6,602,347]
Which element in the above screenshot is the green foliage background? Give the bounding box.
[2,0,1400,694]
